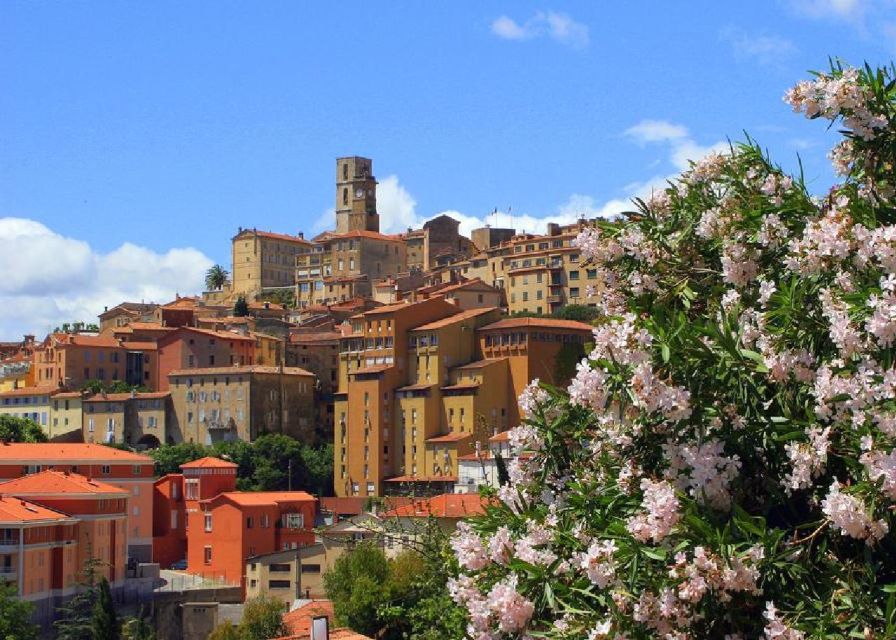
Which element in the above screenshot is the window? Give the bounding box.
[270,563,291,572]
[587,268,598,279]
[185,479,199,500]
[268,580,291,589]
[101,465,111,475]
[261,514,270,528]
[204,514,212,532]
[204,546,212,564]
[301,563,322,574]
[282,513,304,529]
[170,511,178,529]
[246,516,254,529]
[366,482,375,494]
[570,287,580,298]
[569,270,580,280]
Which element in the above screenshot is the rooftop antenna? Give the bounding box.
[508,206,512,231]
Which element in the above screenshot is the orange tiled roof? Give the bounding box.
[180,457,237,470]
[0,443,152,464]
[412,307,497,332]
[456,357,507,369]
[290,332,341,344]
[248,302,285,311]
[84,392,169,402]
[212,491,316,506]
[425,432,472,443]
[439,382,480,391]
[51,334,122,348]
[235,229,311,244]
[121,341,158,351]
[161,296,201,309]
[489,430,511,442]
[274,629,373,640]
[0,496,73,524]
[319,497,367,515]
[0,470,128,497]
[164,326,255,342]
[324,230,404,242]
[0,386,57,398]
[381,493,488,518]
[479,317,594,332]
[168,365,314,377]
[283,600,335,637]
[125,322,173,331]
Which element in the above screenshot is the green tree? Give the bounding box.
[55,557,102,640]
[237,593,286,640]
[206,621,239,640]
[324,542,391,636]
[551,303,601,322]
[206,265,230,291]
[0,415,47,443]
[0,582,39,640]
[91,578,119,640]
[233,296,249,317]
[121,609,154,640]
[148,442,212,475]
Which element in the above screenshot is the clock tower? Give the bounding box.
[335,156,379,234]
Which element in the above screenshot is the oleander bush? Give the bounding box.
[449,61,896,639]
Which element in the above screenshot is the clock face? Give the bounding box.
[355,188,365,199]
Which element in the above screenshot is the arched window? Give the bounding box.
[342,188,348,205]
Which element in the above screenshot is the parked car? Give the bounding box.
[169,559,187,570]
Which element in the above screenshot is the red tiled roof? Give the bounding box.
[283,600,335,637]
[324,230,404,242]
[121,341,158,350]
[248,302,286,311]
[456,357,507,369]
[168,365,314,377]
[52,334,122,348]
[319,497,367,515]
[275,629,372,640]
[124,322,174,331]
[162,326,255,342]
[350,364,392,375]
[479,317,594,332]
[396,382,435,392]
[0,470,128,497]
[384,475,458,483]
[0,496,74,524]
[425,432,472,443]
[290,332,341,344]
[489,431,511,442]
[381,493,488,518]
[0,386,57,398]
[436,278,497,294]
[412,307,498,332]
[235,229,312,244]
[84,391,169,402]
[0,443,152,464]
[180,457,237,469]
[213,491,316,506]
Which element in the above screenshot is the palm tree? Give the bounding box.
[205,265,229,291]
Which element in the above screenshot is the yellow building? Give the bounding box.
[49,391,84,441]
[167,365,317,445]
[230,228,311,299]
[82,391,170,448]
[0,386,54,432]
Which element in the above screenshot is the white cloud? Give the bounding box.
[788,0,868,20]
[720,27,797,65]
[490,11,589,49]
[624,120,690,144]
[0,218,213,339]
[377,118,725,242]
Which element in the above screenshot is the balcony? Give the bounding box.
[204,419,233,431]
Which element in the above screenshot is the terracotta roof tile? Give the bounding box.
[283,600,335,637]
[0,386,57,399]
[168,365,313,377]
[180,457,237,469]
[411,307,498,331]
[425,432,472,443]
[479,317,594,332]
[0,443,152,464]
[319,497,367,515]
[212,491,316,506]
[0,470,129,497]
[121,341,158,351]
[0,496,74,524]
[381,494,488,518]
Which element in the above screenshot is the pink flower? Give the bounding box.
[627,479,680,543]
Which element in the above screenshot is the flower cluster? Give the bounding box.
[448,62,896,639]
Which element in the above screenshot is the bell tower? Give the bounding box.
[335,156,379,234]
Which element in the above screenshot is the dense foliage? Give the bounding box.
[81,380,150,394]
[207,594,285,640]
[233,296,249,317]
[0,415,47,443]
[449,62,896,638]
[0,582,39,640]
[56,559,119,640]
[324,540,466,640]
[149,434,334,495]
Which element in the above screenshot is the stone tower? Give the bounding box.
[335,156,379,234]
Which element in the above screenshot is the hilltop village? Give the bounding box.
[0,156,602,637]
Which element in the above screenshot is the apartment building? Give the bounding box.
[287,330,340,432]
[31,333,141,390]
[98,302,159,333]
[404,214,477,271]
[231,229,312,298]
[81,391,171,448]
[0,386,55,430]
[0,444,155,561]
[167,365,316,444]
[152,456,316,588]
[154,327,256,391]
[334,298,461,497]
[335,301,594,497]
[0,470,129,588]
[49,391,84,440]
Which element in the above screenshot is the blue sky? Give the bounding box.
[0,1,894,338]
